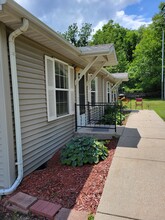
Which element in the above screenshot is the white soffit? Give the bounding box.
[111,73,129,81]
[79,44,118,66]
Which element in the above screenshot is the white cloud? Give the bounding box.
[114,10,151,29]
[13,0,152,33]
[93,20,108,34]
[14,0,32,9]
[112,0,141,10]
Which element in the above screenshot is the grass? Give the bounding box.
[123,98,165,121]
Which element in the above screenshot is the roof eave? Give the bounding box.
[0,0,81,54]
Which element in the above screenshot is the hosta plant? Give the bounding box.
[60,136,108,167]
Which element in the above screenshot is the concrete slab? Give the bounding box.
[30,200,62,220]
[95,213,129,220]
[126,111,165,128]
[136,127,165,139]
[117,136,140,148]
[75,126,125,139]
[95,110,165,220]
[54,208,89,220]
[97,157,165,220]
[120,127,141,137]
[115,138,165,162]
[8,192,37,210]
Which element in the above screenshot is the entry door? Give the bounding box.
[77,74,86,126]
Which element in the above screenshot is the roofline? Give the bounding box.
[111,72,129,82]
[0,0,120,82]
[0,0,119,59]
[79,44,115,56]
[0,0,81,55]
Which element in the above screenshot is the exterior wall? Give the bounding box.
[15,36,75,176]
[85,73,104,103]
[97,75,103,102]
[0,23,15,189]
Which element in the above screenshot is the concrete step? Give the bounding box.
[54,208,90,220]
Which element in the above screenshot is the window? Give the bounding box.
[90,77,98,105]
[106,82,111,103]
[45,56,74,121]
[55,61,69,117]
[79,75,85,114]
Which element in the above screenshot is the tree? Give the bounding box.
[91,20,140,73]
[62,23,92,47]
[127,3,164,93]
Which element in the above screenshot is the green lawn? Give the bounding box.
[124,98,165,121]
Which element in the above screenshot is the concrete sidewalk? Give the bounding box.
[95,110,165,220]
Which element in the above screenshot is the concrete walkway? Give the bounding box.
[95,110,165,220]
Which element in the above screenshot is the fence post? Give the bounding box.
[87,102,91,124]
[120,101,122,125]
[115,102,117,132]
[75,103,77,131]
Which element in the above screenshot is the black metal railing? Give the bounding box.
[75,102,122,132]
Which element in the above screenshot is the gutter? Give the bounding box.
[0,18,29,195]
[3,0,80,55]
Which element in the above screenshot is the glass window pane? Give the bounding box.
[91,92,95,105]
[55,75,60,88]
[56,91,69,117]
[91,79,95,91]
[63,64,68,89]
[55,61,68,89]
[79,76,85,114]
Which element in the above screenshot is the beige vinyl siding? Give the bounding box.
[103,78,107,102]
[0,23,15,189]
[15,37,75,176]
[97,75,103,102]
[0,128,4,189]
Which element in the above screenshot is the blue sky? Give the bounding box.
[14,0,163,34]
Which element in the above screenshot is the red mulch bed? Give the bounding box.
[4,138,118,214]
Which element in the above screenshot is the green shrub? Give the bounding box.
[88,213,94,220]
[60,137,108,167]
[101,104,126,125]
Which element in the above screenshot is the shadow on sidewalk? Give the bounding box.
[117,127,141,148]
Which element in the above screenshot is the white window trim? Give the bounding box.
[45,55,75,122]
[88,76,98,104]
[106,81,112,103]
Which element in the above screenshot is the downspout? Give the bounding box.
[0,18,29,195]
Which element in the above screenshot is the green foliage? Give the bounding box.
[88,213,94,220]
[91,20,140,73]
[91,2,164,93]
[101,104,125,125]
[60,137,108,167]
[62,23,92,47]
[127,2,164,93]
[61,2,165,93]
[125,98,165,120]
[128,24,162,92]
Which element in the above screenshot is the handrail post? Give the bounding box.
[120,101,122,125]
[115,102,117,132]
[87,102,91,124]
[75,103,77,131]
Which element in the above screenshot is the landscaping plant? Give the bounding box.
[88,213,94,220]
[60,136,108,166]
[101,103,126,125]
